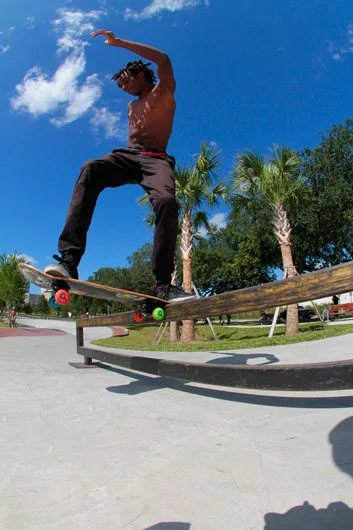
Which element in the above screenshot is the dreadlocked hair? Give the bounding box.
[111,60,156,85]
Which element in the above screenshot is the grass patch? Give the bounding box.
[92,322,353,352]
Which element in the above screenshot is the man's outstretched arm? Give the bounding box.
[91,30,175,92]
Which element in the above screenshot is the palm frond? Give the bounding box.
[236,151,265,180]
[137,192,151,208]
[192,142,221,185]
[193,210,210,233]
[205,181,229,208]
[143,212,157,231]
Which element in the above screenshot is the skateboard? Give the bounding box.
[18,263,169,323]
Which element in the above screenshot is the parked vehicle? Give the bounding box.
[280,305,315,322]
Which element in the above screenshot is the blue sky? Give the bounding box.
[1,0,353,293]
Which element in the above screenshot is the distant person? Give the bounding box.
[226,314,231,325]
[259,310,268,325]
[44,30,193,303]
[332,295,339,305]
[10,307,18,327]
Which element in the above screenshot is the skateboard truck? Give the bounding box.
[48,280,71,309]
[133,300,166,323]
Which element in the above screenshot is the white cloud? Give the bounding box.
[1,45,10,54]
[209,212,226,229]
[11,53,102,124]
[52,73,102,126]
[90,107,126,138]
[328,23,353,61]
[124,0,207,21]
[52,8,104,53]
[18,253,38,265]
[198,212,227,237]
[25,16,36,30]
[10,9,106,126]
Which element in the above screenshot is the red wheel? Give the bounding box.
[133,311,145,323]
[55,289,70,305]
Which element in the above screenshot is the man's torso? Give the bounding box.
[127,85,176,150]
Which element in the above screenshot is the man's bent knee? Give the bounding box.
[80,159,100,174]
[154,194,178,213]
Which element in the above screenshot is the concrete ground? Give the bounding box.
[1,318,353,530]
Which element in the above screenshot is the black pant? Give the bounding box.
[58,148,178,285]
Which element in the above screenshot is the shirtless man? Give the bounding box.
[45,30,193,302]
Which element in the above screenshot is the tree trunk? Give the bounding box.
[180,258,195,342]
[273,203,299,336]
[280,243,299,335]
[180,211,195,343]
[170,258,180,342]
[170,321,180,342]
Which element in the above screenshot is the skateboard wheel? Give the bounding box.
[133,311,145,323]
[152,307,165,320]
[55,289,70,305]
[49,295,61,309]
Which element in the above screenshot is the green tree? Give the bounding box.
[292,118,353,270]
[125,243,156,294]
[233,146,308,335]
[36,295,49,316]
[193,218,276,296]
[23,303,33,315]
[88,245,155,295]
[0,252,29,325]
[84,244,157,316]
[65,294,91,317]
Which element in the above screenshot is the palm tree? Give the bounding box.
[141,211,181,342]
[233,145,308,335]
[139,143,228,342]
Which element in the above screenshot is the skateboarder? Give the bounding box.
[9,307,18,327]
[45,30,193,302]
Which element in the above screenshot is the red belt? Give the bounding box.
[140,151,167,156]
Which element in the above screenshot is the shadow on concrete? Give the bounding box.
[329,416,353,478]
[264,500,353,529]
[102,364,353,409]
[263,416,353,528]
[143,523,191,530]
[206,351,279,366]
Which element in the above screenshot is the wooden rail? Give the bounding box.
[76,261,353,329]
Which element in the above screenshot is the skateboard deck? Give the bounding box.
[19,263,169,319]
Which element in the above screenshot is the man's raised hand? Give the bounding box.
[91,30,118,46]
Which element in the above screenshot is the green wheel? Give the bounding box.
[152,307,165,321]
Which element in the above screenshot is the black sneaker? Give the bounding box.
[156,284,195,302]
[44,254,79,280]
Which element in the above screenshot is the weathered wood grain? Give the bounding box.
[76,260,353,327]
[165,260,353,321]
